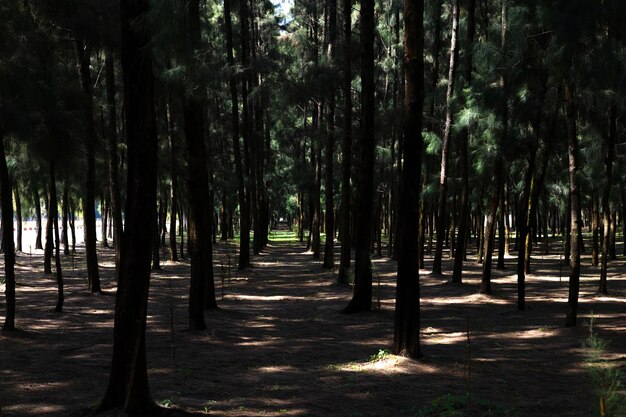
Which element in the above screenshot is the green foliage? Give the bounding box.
[368,349,390,362]
[416,394,517,417]
[583,318,626,417]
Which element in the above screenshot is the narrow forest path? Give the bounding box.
[1,238,625,416]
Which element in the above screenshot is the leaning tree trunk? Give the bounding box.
[183,0,217,327]
[75,39,101,293]
[344,0,375,313]
[97,0,159,412]
[337,0,353,284]
[62,184,70,256]
[1,136,16,331]
[105,51,124,279]
[564,81,582,328]
[599,101,616,294]
[393,0,424,359]
[432,0,459,276]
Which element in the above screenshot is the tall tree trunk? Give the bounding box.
[564,81,582,328]
[337,0,353,284]
[49,162,63,312]
[75,39,101,293]
[105,51,124,279]
[451,0,475,283]
[432,0,459,276]
[14,184,22,253]
[599,101,616,294]
[323,0,338,269]
[183,0,217,326]
[496,181,506,269]
[34,188,43,250]
[237,0,252,269]
[97,0,158,411]
[591,195,599,266]
[344,0,375,313]
[62,184,70,256]
[393,0,424,359]
[101,194,109,248]
[44,189,53,275]
[1,136,16,331]
[167,100,179,262]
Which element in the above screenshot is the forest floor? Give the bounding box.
[1,232,625,417]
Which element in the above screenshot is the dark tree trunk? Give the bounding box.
[237,0,252,269]
[1,136,16,331]
[337,0,352,284]
[44,190,53,275]
[49,162,63,312]
[591,195,599,266]
[599,101,616,294]
[564,81,582,328]
[344,0,375,313]
[497,181,506,270]
[62,184,70,256]
[167,100,178,262]
[432,0,459,276]
[14,185,22,253]
[323,0,337,269]
[183,0,217,327]
[393,0,423,359]
[480,168,502,295]
[101,194,109,248]
[34,189,43,250]
[75,39,101,293]
[451,0,473,280]
[97,0,158,411]
[106,51,124,278]
[70,204,76,253]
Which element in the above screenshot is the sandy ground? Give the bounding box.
[1,235,625,416]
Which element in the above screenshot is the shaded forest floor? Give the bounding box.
[1,233,625,416]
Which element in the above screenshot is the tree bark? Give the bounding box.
[34,188,43,250]
[49,162,63,312]
[393,0,423,359]
[432,0,460,276]
[167,100,178,262]
[75,39,101,293]
[451,0,475,283]
[599,101,616,294]
[97,0,158,411]
[564,81,582,328]
[105,51,124,278]
[183,0,217,327]
[1,136,16,331]
[337,0,353,284]
[344,0,375,313]
[323,0,338,269]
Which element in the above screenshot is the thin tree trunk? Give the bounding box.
[101,194,109,248]
[49,162,63,312]
[14,184,22,253]
[62,184,70,256]
[599,101,616,293]
[34,189,43,250]
[167,100,178,262]
[565,81,582,328]
[337,0,353,284]
[432,0,459,276]
[323,0,338,269]
[44,189,53,275]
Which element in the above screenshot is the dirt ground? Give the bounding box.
[1,235,625,417]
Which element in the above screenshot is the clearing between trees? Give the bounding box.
[1,237,625,417]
